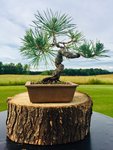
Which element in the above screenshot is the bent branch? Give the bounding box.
[42,49,80,84]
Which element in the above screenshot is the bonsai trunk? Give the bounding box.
[42,49,80,84]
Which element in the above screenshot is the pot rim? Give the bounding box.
[25,81,78,87]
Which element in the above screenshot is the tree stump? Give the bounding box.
[6,92,92,145]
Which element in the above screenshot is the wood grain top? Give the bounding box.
[8,91,92,108]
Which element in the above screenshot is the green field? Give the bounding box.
[0,86,26,111]
[0,74,113,85]
[0,84,113,117]
[78,85,113,117]
[0,74,113,117]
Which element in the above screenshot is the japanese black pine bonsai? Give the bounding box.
[20,10,108,84]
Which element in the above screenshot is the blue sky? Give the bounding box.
[0,0,113,71]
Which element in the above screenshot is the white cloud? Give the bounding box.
[0,17,24,45]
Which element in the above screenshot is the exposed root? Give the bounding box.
[41,75,60,84]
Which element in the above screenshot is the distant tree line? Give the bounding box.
[41,68,111,76]
[62,68,110,76]
[0,62,29,74]
[0,62,112,75]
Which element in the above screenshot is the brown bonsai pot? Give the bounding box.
[25,81,78,103]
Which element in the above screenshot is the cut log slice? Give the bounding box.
[6,92,93,145]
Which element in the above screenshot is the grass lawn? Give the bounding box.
[0,85,113,117]
[0,86,26,111]
[78,85,113,117]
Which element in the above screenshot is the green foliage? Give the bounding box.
[68,30,84,44]
[20,29,55,66]
[0,62,29,74]
[41,70,53,75]
[41,68,110,76]
[88,79,103,84]
[33,9,75,35]
[0,61,111,76]
[0,62,3,73]
[76,41,109,58]
[20,10,109,67]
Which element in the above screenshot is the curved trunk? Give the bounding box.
[41,49,80,84]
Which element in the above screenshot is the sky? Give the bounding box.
[0,0,113,71]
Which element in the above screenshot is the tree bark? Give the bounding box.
[6,92,92,145]
[42,49,80,83]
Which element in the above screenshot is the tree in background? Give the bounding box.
[0,62,29,74]
[23,64,30,74]
[20,10,108,83]
[0,62,3,74]
[3,63,16,74]
[16,63,23,74]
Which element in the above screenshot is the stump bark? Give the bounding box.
[6,92,92,145]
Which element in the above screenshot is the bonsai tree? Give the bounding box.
[20,10,108,84]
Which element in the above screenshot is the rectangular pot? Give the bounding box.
[25,81,78,103]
